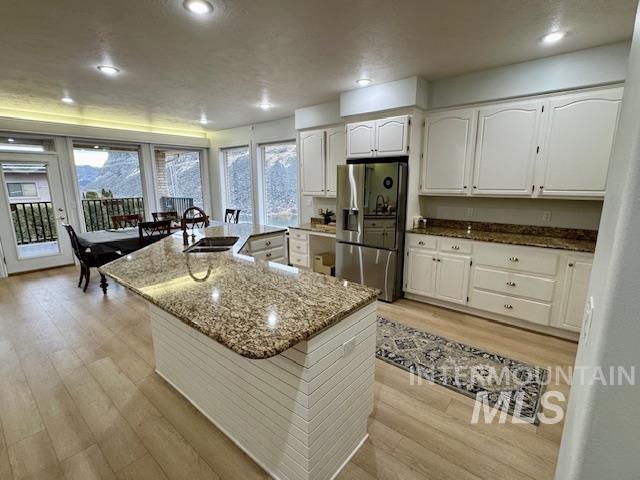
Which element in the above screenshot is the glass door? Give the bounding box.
[0,153,73,274]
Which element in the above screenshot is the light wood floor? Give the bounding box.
[0,266,577,480]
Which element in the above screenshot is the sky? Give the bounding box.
[73,149,109,168]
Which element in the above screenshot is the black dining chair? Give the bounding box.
[138,220,172,247]
[224,208,241,224]
[111,214,142,229]
[63,224,118,293]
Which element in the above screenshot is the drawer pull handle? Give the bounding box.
[506,281,516,287]
[418,241,425,246]
[508,256,519,262]
[265,253,272,258]
[451,245,460,250]
[265,241,271,246]
[504,304,513,309]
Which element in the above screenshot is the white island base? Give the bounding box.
[149,302,377,480]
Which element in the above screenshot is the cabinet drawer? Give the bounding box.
[289,229,309,242]
[407,234,437,250]
[289,239,308,255]
[473,267,556,302]
[249,234,284,252]
[290,252,309,268]
[471,289,552,325]
[252,246,285,262]
[474,243,558,276]
[438,238,473,255]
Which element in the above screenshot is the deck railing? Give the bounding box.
[159,196,194,215]
[81,197,145,232]
[10,202,58,245]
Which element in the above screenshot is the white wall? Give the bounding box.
[555,10,640,479]
[429,41,630,109]
[419,196,603,230]
[208,116,296,222]
[295,101,341,130]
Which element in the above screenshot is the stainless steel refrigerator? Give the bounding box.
[335,159,408,302]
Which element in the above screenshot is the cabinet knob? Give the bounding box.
[437,258,441,262]
[539,186,544,190]
[504,304,513,309]
[506,281,516,287]
[265,241,271,246]
[451,245,460,250]
[508,256,519,262]
[463,186,467,189]
[568,263,574,267]
[418,241,425,246]
[432,257,436,261]
[473,186,477,189]
[265,253,272,258]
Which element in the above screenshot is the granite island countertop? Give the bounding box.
[408,219,597,253]
[99,221,378,359]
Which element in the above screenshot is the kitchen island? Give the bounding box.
[100,222,379,480]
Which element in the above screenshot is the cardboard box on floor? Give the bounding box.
[314,252,335,276]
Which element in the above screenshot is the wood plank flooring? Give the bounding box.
[0,266,577,480]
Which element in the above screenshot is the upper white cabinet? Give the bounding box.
[346,121,375,158]
[325,126,346,196]
[300,130,325,195]
[346,115,410,158]
[300,126,346,197]
[537,88,623,198]
[421,108,477,195]
[472,100,543,196]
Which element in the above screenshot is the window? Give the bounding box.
[0,136,55,153]
[7,182,37,197]
[154,148,204,214]
[222,146,253,223]
[261,142,299,227]
[72,143,144,231]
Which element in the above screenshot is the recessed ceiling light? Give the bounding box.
[356,78,372,87]
[97,65,120,76]
[542,31,565,44]
[93,145,100,149]
[61,96,75,104]
[183,0,214,15]
[7,138,15,143]
[259,102,272,111]
[200,116,209,125]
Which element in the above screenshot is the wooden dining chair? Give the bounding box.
[224,208,241,224]
[138,220,172,247]
[181,206,210,230]
[152,211,178,222]
[63,224,117,293]
[111,214,142,229]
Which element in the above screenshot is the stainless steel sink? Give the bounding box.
[184,236,239,253]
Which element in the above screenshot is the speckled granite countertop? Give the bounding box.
[290,223,337,235]
[100,222,378,359]
[408,219,597,253]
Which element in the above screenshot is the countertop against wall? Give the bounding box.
[408,219,597,253]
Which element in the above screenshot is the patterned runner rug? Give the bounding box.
[376,317,548,424]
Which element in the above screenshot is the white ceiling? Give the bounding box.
[0,0,636,131]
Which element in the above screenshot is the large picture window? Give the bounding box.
[153,147,205,214]
[260,142,298,228]
[222,146,253,223]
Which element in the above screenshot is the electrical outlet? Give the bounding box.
[542,211,552,222]
[466,208,474,218]
[342,337,356,357]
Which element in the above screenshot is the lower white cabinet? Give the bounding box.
[557,256,593,331]
[404,233,593,334]
[240,232,287,264]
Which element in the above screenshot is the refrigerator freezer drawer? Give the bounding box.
[336,243,399,302]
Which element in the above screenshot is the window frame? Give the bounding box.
[257,140,299,228]
[7,182,38,198]
[221,145,253,224]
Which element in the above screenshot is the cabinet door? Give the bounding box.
[473,100,542,196]
[346,121,375,158]
[538,88,622,198]
[300,130,325,195]
[422,109,476,195]
[559,257,593,332]
[325,126,346,196]
[375,115,409,157]
[405,248,437,297]
[435,254,471,304]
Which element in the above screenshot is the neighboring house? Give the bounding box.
[4,167,51,204]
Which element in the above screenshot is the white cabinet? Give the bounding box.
[557,256,593,332]
[421,108,477,195]
[375,116,410,157]
[405,248,437,297]
[300,130,325,195]
[472,100,543,196]
[346,121,375,158]
[325,126,346,196]
[537,88,622,198]
[435,253,471,304]
[300,126,346,197]
[346,115,410,158]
